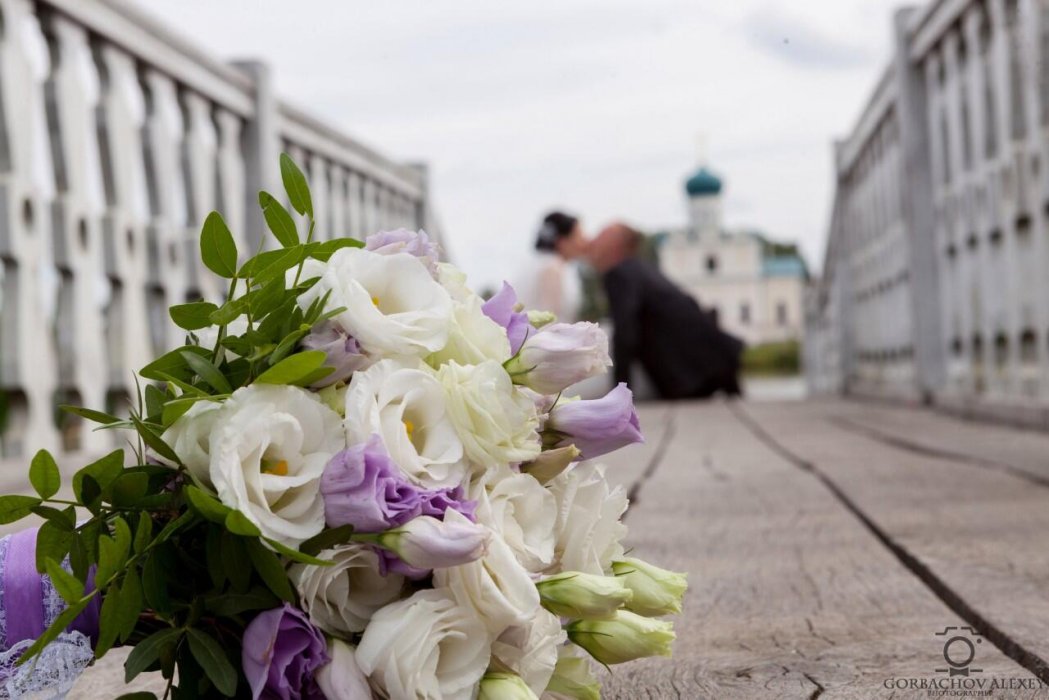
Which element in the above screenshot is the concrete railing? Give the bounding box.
[0,0,441,460]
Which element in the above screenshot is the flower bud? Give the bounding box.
[506,322,611,394]
[566,610,675,665]
[371,510,490,570]
[611,557,688,617]
[302,321,370,387]
[544,649,600,700]
[478,671,538,700]
[537,572,633,620]
[546,383,643,460]
[366,228,441,275]
[527,309,557,329]
[521,444,580,484]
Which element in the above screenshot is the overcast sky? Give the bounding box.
[135,0,905,290]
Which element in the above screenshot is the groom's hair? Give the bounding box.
[536,211,578,251]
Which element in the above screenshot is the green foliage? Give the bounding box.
[7,153,352,698]
[741,340,801,376]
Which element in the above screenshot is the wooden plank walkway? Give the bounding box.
[49,399,1049,696]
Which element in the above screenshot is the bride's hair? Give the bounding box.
[535,211,578,251]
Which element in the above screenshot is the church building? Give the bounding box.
[658,164,807,348]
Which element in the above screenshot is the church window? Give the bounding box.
[740,303,750,325]
[705,254,718,274]
[775,302,788,326]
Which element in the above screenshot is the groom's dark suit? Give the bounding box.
[602,256,743,399]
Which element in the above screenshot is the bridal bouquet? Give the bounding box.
[0,155,685,699]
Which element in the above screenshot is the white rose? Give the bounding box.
[289,544,405,636]
[356,589,491,700]
[295,247,453,357]
[428,295,512,367]
[344,359,467,488]
[206,384,344,545]
[315,639,371,700]
[546,462,628,575]
[438,360,541,470]
[472,471,557,572]
[433,527,541,636]
[491,608,566,696]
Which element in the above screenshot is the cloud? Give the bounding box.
[742,6,871,69]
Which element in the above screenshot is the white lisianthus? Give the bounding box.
[356,589,492,700]
[158,399,223,483]
[611,557,689,617]
[433,526,541,636]
[546,462,628,575]
[472,472,557,572]
[344,358,467,488]
[204,384,344,546]
[491,608,566,696]
[428,294,512,367]
[375,511,491,570]
[566,610,675,665]
[315,639,371,700]
[438,360,541,470]
[289,544,405,636]
[295,247,453,357]
[436,262,474,302]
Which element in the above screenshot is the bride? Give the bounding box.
[515,211,586,323]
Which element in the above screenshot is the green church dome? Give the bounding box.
[685,167,723,197]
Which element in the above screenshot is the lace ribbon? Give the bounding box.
[0,530,101,699]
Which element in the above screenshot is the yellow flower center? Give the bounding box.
[371,296,380,307]
[404,419,415,440]
[261,459,289,476]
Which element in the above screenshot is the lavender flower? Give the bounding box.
[320,436,476,532]
[242,603,329,700]
[375,511,491,570]
[366,229,440,274]
[546,383,643,460]
[301,321,369,388]
[506,322,612,395]
[482,281,531,354]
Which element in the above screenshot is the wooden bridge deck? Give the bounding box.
[58,398,1049,697]
[598,398,1049,699]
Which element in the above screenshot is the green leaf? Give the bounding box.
[140,346,211,383]
[259,191,299,247]
[180,351,232,395]
[144,384,166,421]
[116,693,158,700]
[294,366,334,387]
[264,538,333,566]
[186,628,238,696]
[95,578,121,657]
[255,351,326,385]
[280,153,313,218]
[117,568,143,642]
[60,404,123,426]
[96,521,130,588]
[170,301,219,331]
[309,237,363,261]
[28,450,60,500]
[17,599,90,666]
[80,475,102,509]
[224,509,261,537]
[142,549,172,614]
[204,587,278,617]
[131,416,181,466]
[254,246,307,288]
[300,524,355,556]
[134,513,153,554]
[35,520,74,573]
[200,211,238,278]
[125,627,182,682]
[239,247,296,278]
[44,558,84,604]
[0,495,41,524]
[221,532,251,592]
[209,296,248,326]
[72,450,124,500]
[30,504,75,529]
[110,472,150,507]
[186,486,231,524]
[246,540,294,602]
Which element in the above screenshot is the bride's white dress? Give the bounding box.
[513,251,582,323]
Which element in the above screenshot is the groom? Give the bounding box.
[585,223,743,400]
